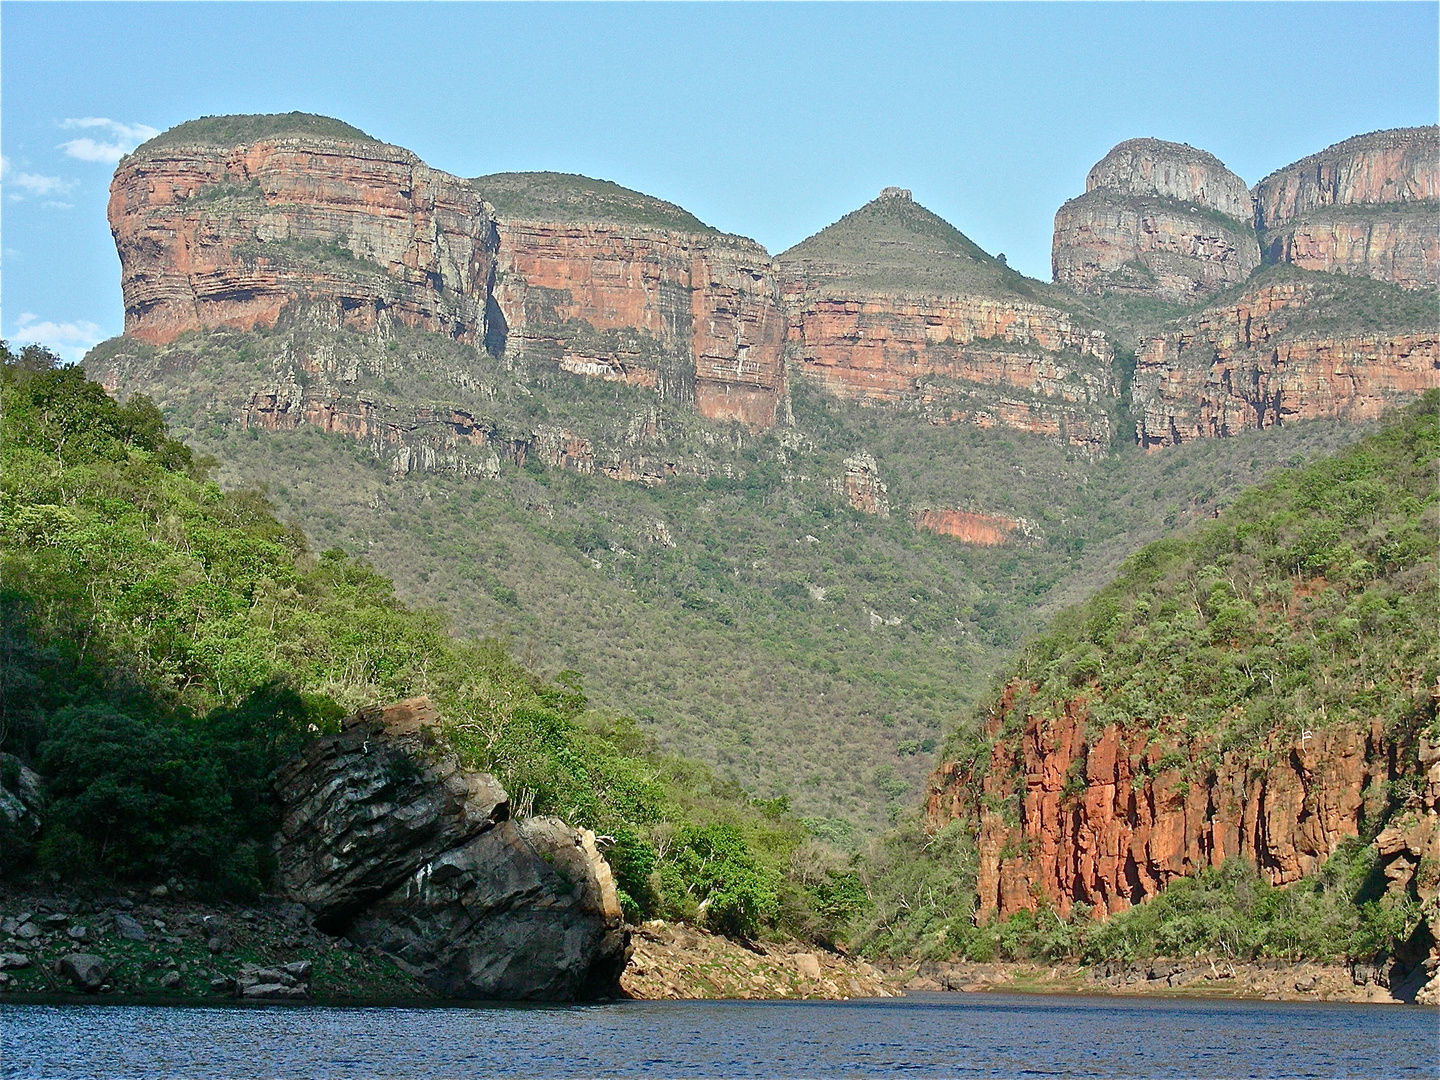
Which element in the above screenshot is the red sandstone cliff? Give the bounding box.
[110,131,495,345]
[1252,128,1439,289]
[926,683,1436,922]
[1052,139,1260,301]
[912,509,1022,546]
[490,219,786,429]
[1131,275,1438,448]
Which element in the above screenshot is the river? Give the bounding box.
[4,992,1434,1078]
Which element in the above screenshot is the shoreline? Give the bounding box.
[3,889,1428,1008]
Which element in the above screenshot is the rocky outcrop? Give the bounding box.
[781,191,1118,451]
[0,754,45,843]
[1131,274,1439,448]
[1052,139,1260,301]
[274,696,627,1000]
[925,684,1425,923]
[489,219,787,429]
[841,452,889,516]
[1252,127,1439,288]
[911,509,1021,546]
[110,123,496,346]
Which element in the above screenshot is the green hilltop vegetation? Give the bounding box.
[473,171,721,235]
[777,192,1073,307]
[851,393,1438,965]
[134,112,382,154]
[0,343,860,940]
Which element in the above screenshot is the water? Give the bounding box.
[3,993,1435,1078]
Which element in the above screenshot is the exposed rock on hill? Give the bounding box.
[1130,269,1438,448]
[911,509,1022,546]
[780,189,1117,450]
[478,174,786,429]
[1052,139,1260,301]
[111,116,496,346]
[1252,127,1439,288]
[275,696,628,1000]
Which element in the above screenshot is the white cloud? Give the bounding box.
[57,118,160,163]
[0,155,77,199]
[10,312,108,364]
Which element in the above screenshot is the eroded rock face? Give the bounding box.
[1252,127,1439,288]
[1052,139,1260,301]
[925,684,1417,922]
[110,135,496,346]
[275,697,627,1000]
[1130,277,1438,448]
[490,222,787,430]
[911,509,1021,546]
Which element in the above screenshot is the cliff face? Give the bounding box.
[1131,274,1439,448]
[926,687,1418,921]
[780,191,1118,451]
[912,509,1022,545]
[1053,139,1260,301]
[110,133,495,346]
[1252,127,1439,288]
[490,218,786,429]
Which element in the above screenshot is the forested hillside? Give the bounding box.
[0,344,862,940]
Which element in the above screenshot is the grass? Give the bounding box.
[135,113,381,154]
[474,172,722,235]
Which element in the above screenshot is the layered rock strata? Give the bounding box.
[911,509,1022,546]
[1052,139,1260,301]
[1252,127,1439,289]
[275,696,627,1000]
[489,217,787,429]
[1131,276,1439,448]
[110,126,496,346]
[925,684,1431,924]
[781,190,1118,450]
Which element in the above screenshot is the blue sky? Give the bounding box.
[3,1,1436,361]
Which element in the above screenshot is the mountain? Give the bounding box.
[778,188,1119,452]
[85,113,1435,832]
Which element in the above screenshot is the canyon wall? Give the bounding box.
[110,131,496,346]
[1252,127,1439,288]
[1052,139,1260,301]
[1130,276,1438,448]
[926,683,1435,922]
[490,219,787,429]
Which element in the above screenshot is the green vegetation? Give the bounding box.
[1203,263,1440,339]
[779,193,1069,305]
[0,344,847,942]
[134,113,380,154]
[474,172,721,234]
[81,317,1370,830]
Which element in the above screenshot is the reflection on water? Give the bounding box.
[3,992,1435,1079]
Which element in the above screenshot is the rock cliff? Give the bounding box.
[274,696,628,1000]
[780,190,1118,450]
[1052,139,1260,301]
[480,177,787,430]
[110,115,496,346]
[1130,269,1438,448]
[927,685,1424,921]
[1252,127,1439,288]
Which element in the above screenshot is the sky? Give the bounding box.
[2,2,1436,362]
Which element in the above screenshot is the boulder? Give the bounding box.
[274,697,506,929]
[0,753,45,841]
[58,953,109,992]
[275,697,628,1001]
[113,913,147,942]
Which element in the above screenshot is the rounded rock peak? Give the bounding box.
[1084,138,1251,220]
[877,187,912,202]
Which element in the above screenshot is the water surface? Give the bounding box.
[4,992,1435,1078]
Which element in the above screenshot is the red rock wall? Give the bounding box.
[109,138,495,345]
[1252,127,1439,288]
[912,509,1020,546]
[781,289,1115,449]
[493,222,786,429]
[1132,281,1439,448]
[926,685,1396,921]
